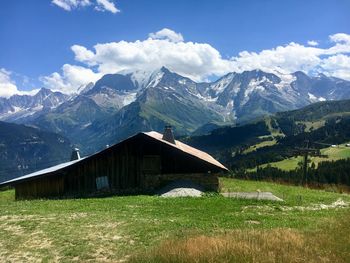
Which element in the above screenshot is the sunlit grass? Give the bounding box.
[130,210,350,263]
[242,139,277,154]
[0,178,349,262]
[253,142,350,171]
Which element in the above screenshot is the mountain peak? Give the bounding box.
[36,87,53,95]
[160,66,171,74]
[316,73,329,79]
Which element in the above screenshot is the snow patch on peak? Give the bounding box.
[130,70,154,88]
[123,92,137,106]
[147,70,164,88]
[118,68,165,89]
[308,92,318,102]
[308,93,327,102]
[245,78,267,97]
[178,79,187,85]
[210,73,234,94]
[275,73,296,90]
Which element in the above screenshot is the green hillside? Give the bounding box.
[0,178,349,262]
[186,99,350,171]
[0,121,72,183]
[254,142,350,171]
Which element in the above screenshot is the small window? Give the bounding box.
[96,176,109,190]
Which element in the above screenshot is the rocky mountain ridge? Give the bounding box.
[1,67,349,153]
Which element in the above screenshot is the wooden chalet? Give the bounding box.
[0,127,228,199]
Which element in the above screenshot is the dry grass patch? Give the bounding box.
[130,212,350,263]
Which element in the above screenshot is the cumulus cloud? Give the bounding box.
[149,28,184,43]
[71,40,232,81]
[68,29,350,81]
[0,69,39,98]
[52,0,119,13]
[40,30,350,93]
[0,68,20,98]
[307,40,319,46]
[71,45,96,65]
[329,33,350,44]
[41,64,102,94]
[320,54,350,80]
[230,42,330,75]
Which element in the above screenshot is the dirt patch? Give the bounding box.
[222,192,283,201]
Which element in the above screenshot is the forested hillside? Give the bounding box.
[0,121,71,182]
[186,99,350,172]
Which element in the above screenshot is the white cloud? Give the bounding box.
[307,40,319,46]
[70,30,350,81]
[149,28,184,43]
[95,0,120,13]
[320,54,350,80]
[329,33,350,44]
[40,31,350,93]
[41,64,102,94]
[71,39,232,81]
[0,69,39,98]
[326,33,350,55]
[52,0,91,11]
[229,42,325,74]
[71,45,96,65]
[52,0,119,13]
[0,68,20,98]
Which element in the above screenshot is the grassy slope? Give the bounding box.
[0,178,349,262]
[242,139,277,154]
[255,143,350,171]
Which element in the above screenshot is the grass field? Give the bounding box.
[296,120,326,132]
[242,139,277,154]
[255,143,350,171]
[0,178,349,262]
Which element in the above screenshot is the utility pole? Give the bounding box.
[293,140,321,185]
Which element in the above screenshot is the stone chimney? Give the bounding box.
[162,125,176,144]
[70,148,81,161]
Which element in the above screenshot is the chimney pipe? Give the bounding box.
[70,148,81,161]
[162,125,176,144]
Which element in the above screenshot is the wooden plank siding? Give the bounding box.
[14,134,224,199]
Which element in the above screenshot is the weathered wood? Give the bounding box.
[14,133,224,199]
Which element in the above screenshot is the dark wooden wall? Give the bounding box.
[15,134,223,199]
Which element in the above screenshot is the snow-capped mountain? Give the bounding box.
[0,88,69,123]
[198,70,311,122]
[1,67,350,153]
[29,67,231,153]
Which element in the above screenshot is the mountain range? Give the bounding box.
[1,67,350,154]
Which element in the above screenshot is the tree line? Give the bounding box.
[234,158,350,188]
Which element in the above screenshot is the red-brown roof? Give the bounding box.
[143,131,228,171]
[0,131,228,186]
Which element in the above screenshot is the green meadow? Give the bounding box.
[0,178,349,262]
[254,143,350,171]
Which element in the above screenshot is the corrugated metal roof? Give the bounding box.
[143,131,228,171]
[0,131,227,186]
[0,158,85,186]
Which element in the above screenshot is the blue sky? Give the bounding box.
[0,0,349,96]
